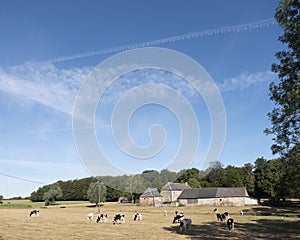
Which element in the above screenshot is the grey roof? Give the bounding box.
[140,188,162,198]
[177,187,249,199]
[161,182,192,191]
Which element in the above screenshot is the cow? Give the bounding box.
[173,213,184,223]
[29,210,39,217]
[178,218,192,232]
[87,212,93,221]
[216,212,229,221]
[227,218,234,230]
[216,213,223,221]
[96,214,108,223]
[113,214,125,224]
[134,212,142,221]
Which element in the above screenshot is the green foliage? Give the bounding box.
[240,163,255,196]
[282,144,300,198]
[266,0,300,155]
[105,186,123,202]
[30,185,51,202]
[43,183,63,206]
[202,161,226,187]
[223,165,244,187]
[176,168,202,188]
[87,181,107,205]
[254,157,286,203]
[264,0,300,201]
[59,177,94,201]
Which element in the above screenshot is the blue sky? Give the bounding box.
[0,0,283,198]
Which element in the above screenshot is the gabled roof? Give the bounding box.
[140,188,162,198]
[178,187,249,199]
[161,182,192,191]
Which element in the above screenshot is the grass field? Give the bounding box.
[0,201,299,240]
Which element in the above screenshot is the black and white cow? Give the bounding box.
[96,214,108,223]
[29,210,39,217]
[216,212,229,222]
[216,213,224,221]
[173,213,184,223]
[113,214,125,224]
[178,218,192,232]
[133,212,142,221]
[227,218,234,230]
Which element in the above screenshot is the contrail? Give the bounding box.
[44,18,277,64]
[0,127,92,137]
[0,172,46,185]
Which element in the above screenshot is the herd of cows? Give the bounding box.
[85,210,196,232]
[29,207,236,232]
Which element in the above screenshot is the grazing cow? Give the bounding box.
[240,210,244,216]
[96,214,108,223]
[113,214,125,224]
[178,218,192,232]
[216,212,229,222]
[227,218,234,230]
[173,213,184,223]
[87,212,94,221]
[134,212,142,221]
[29,210,39,217]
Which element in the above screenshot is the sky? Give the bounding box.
[0,0,283,198]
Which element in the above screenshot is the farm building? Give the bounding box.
[160,182,191,206]
[139,188,163,206]
[177,187,258,206]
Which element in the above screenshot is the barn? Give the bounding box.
[160,182,191,206]
[139,188,163,206]
[177,187,258,206]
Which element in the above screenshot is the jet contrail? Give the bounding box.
[0,172,46,185]
[44,18,277,64]
[0,127,93,137]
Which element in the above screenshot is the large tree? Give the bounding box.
[265,0,300,200]
[87,181,107,205]
[240,163,255,196]
[265,0,300,156]
[254,157,286,203]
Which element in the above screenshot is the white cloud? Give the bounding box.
[218,70,276,92]
[0,62,91,114]
[0,62,275,117]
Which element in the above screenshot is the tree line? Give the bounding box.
[29,156,298,205]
